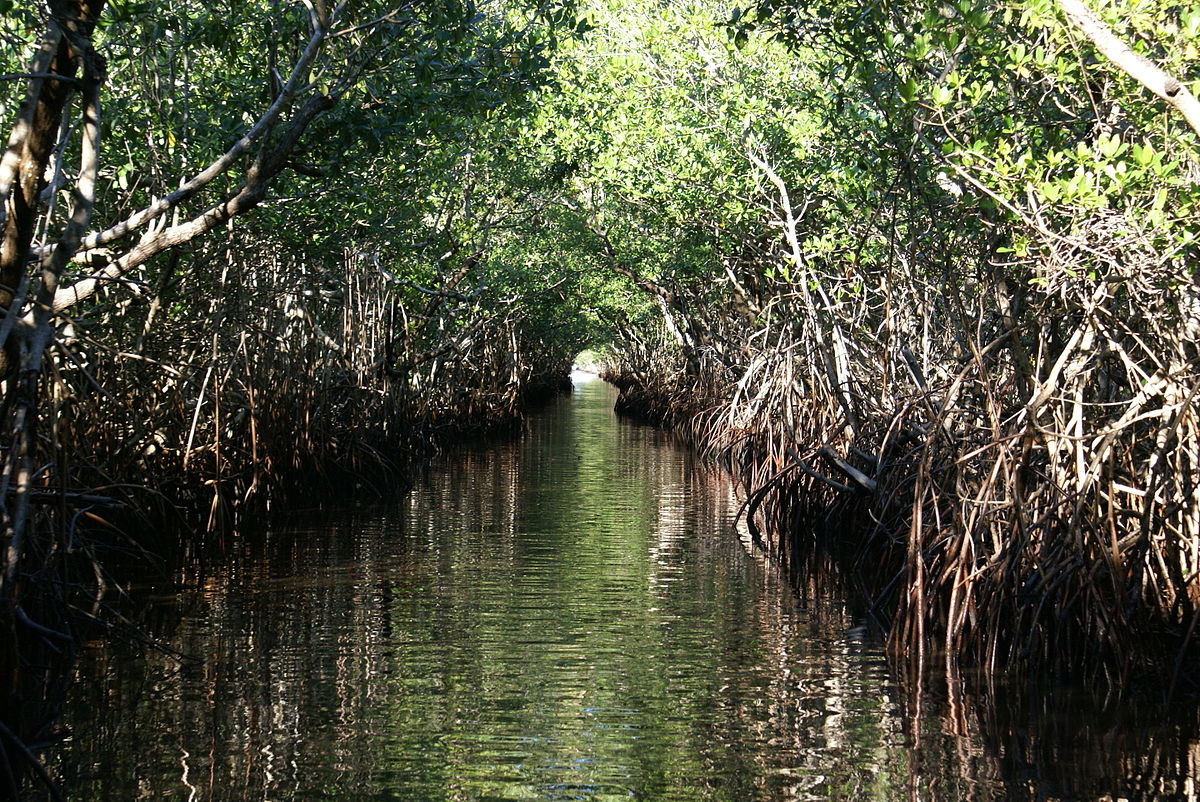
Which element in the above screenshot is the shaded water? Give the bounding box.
[47,376,1200,799]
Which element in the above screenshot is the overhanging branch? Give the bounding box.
[1059,0,1200,138]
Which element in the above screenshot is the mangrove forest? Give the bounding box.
[1,0,1200,795]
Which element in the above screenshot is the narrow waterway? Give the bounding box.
[49,375,1200,800]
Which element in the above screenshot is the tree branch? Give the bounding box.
[37,21,330,262]
[1059,0,1200,138]
[29,74,101,367]
[52,93,336,312]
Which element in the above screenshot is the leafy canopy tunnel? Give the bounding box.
[1,0,1200,778]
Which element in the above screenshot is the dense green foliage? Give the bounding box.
[469,0,1199,686]
[569,0,1200,684]
[0,0,594,505]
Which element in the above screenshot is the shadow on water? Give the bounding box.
[37,375,1200,800]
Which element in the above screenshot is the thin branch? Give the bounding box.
[331,1,417,37]
[0,73,81,85]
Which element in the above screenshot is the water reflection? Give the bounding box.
[46,378,1200,800]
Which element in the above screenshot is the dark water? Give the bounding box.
[48,376,1200,800]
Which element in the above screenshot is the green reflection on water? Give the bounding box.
[49,379,951,799]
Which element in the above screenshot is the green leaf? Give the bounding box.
[1097,134,1125,159]
[1183,7,1200,37]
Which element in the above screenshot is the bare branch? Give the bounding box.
[1059,0,1200,138]
[52,93,335,312]
[29,74,101,367]
[0,73,82,85]
[41,22,329,261]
